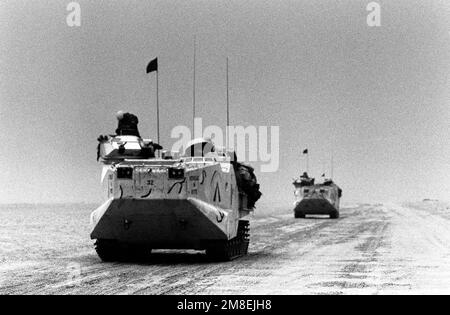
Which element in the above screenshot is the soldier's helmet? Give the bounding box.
[116,110,125,120]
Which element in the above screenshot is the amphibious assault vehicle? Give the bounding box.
[293,174,342,219]
[91,135,261,261]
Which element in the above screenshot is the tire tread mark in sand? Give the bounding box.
[169,209,365,294]
[313,207,391,290]
[126,207,376,294]
[190,208,375,294]
[143,218,341,294]
[251,208,363,253]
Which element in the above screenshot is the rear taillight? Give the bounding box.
[117,167,133,179]
[168,168,184,179]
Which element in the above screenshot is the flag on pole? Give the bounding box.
[146,58,158,73]
[146,57,160,150]
[303,149,308,154]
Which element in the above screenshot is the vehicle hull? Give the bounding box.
[91,138,259,260]
[91,197,235,250]
[293,181,342,218]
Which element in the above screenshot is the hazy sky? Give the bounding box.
[0,0,449,205]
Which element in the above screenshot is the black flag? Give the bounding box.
[303,149,308,154]
[146,58,158,73]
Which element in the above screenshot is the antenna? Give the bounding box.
[192,36,196,130]
[331,150,334,179]
[331,133,336,179]
[307,152,309,174]
[322,159,326,178]
[226,57,230,127]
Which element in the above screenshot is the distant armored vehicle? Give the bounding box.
[293,173,342,219]
[91,134,261,262]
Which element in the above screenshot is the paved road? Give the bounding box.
[1,202,450,294]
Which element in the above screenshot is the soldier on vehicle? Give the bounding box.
[115,111,141,137]
[96,111,163,160]
[299,172,314,186]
